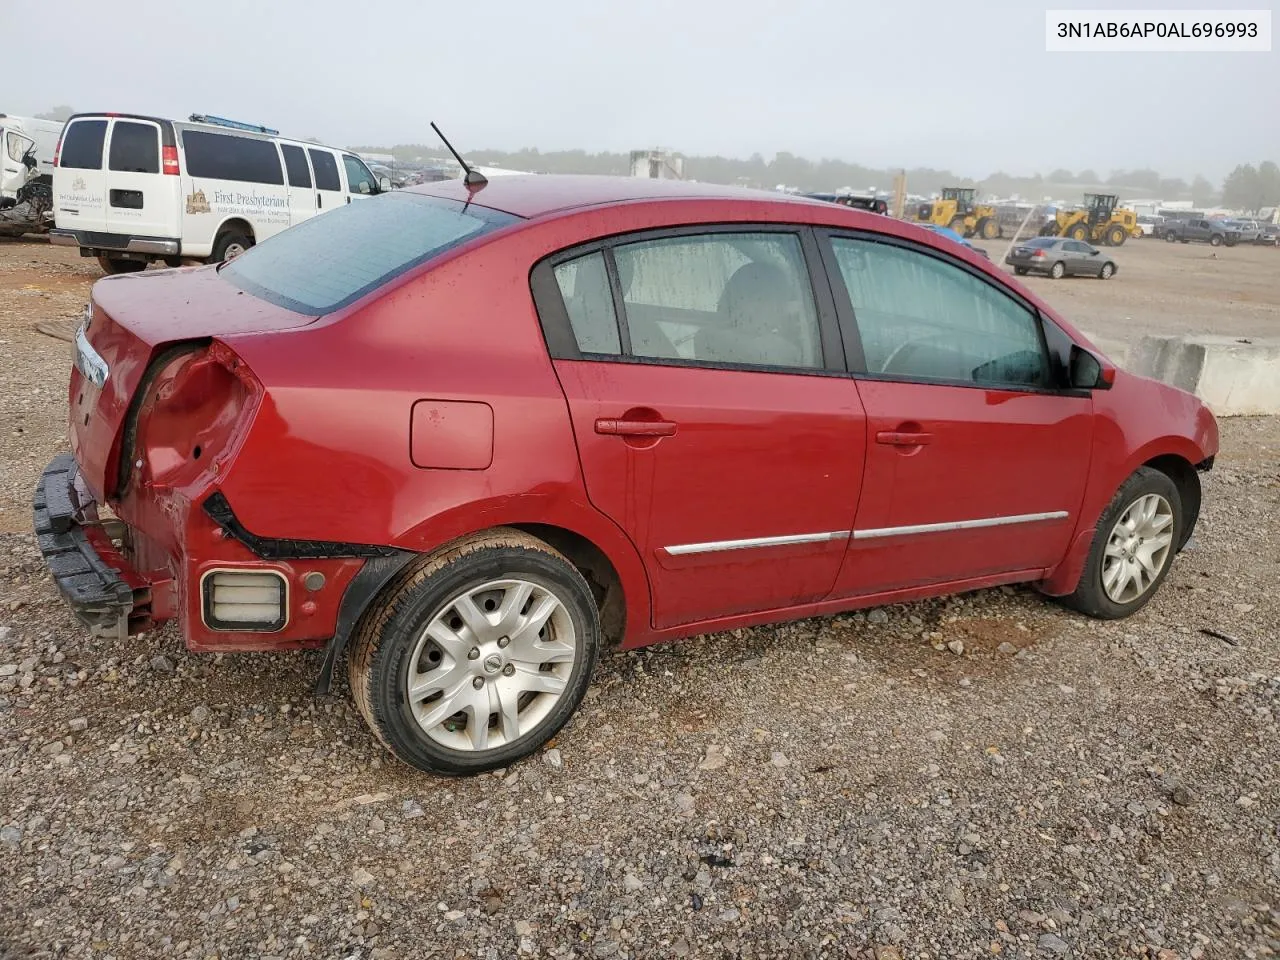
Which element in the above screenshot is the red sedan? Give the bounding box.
[38,175,1218,774]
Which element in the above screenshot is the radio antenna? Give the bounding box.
[431,122,487,188]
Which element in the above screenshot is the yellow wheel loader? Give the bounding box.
[1040,194,1143,246]
[913,187,1001,240]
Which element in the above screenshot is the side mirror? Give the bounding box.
[1069,344,1115,390]
[378,176,392,193]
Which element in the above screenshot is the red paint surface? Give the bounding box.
[64,177,1218,653]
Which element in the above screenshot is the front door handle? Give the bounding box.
[876,430,933,446]
[595,418,677,438]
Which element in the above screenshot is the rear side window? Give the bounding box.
[553,253,621,355]
[281,144,311,188]
[59,119,107,169]
[108,121,159,173]
[183,130,283,185]
[612,233,822,369]
[830,238,1047,388]
[309,149,340,191]
[221,193,518,314]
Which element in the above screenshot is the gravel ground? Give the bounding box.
[1,239,1279,959]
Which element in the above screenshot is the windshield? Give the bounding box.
[1022,237,1056,248]
[221,192,519,314]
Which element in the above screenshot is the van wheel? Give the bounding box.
[96,255,146,275]
[211,229,253,263]
[348,529,600,775]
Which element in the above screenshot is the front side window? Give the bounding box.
[108,121,159,174]
[59,119,107,170]
[183,131,283,185]
[553,253,621,355]
[221,192,517,315]
[611,232,822,369]
[343,155,376,195]
[830,237,1048,388]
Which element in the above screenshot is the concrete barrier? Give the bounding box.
[1126,335,1280,417]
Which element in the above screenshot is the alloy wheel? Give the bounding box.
[1101,494,1174,604]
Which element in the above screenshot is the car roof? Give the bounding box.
[409,174,832,220]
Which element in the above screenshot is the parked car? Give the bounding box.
[1221,219,1264,244]
[916,222,991,259]
[1004,236,1117,279]
[1136,214,1165,237]
[39,175,1218,774]
[1259,224,1280,246]
[804,192,888,214]
[1162,217,1239,247]
[51,112,392,274]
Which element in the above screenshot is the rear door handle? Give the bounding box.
[595,418,677,437]
[876,430,933,446]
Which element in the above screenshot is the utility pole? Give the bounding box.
[892,170,907,219]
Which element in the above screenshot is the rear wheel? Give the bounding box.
[1059,467,1181,619]
[977,217,999,240]
[211,228,253,263]
[1049,261,1066,279]
[1066,223,1088,241]
[96,254,146,275]
[1165,232,1177,243]
[1014,266,1029,276]
[949,216,968,236]
[348,529,600,775]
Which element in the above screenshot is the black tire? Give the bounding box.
[1107,225,1127,247]
[977,217,998,240]
[1066,223,1088,241]
[1049,261,1066,279]
[949,216,968,237]
[1014,266,1029,276]
[163,256,183,269]
[1165,232,1177,243]
[1059,467,1182,620]
[1099,261,1115,279]
[210,228,254,263]
[348,529,600,775]
[1209,234,1223,247]
[96,254,146,275]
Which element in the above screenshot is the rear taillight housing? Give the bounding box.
[162,145,180,175]
[52,135,63,167]
[1033,249,1046,258]
[120,341,259,496]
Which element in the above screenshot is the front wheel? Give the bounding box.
[1059,467,1181,619]
[1099,262,1115,279]
[348,529,600,775]
[1209,234,1223,247]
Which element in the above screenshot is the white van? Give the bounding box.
[51,113,389,274]
[1,114,63,205]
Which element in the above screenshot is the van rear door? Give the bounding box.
[280,143,316,226]
[307,148,345,214]
[54,116,110,233]
[104,119,180,242]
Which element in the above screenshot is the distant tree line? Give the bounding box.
[351,142,1257,205]
[1221,162,1280,213]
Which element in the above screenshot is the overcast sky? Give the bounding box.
[7,0,1277,181]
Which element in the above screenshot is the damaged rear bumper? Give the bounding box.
[33,454,147,639]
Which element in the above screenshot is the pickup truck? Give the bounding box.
[1163,218,1239,247]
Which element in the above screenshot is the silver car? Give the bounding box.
[1004,236,1118,279]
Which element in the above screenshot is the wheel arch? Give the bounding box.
[1143,452,1201,550]
[213,216,256,245]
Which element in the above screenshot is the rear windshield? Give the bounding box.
[1021,237,1057,248]
[220,193,519,314]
